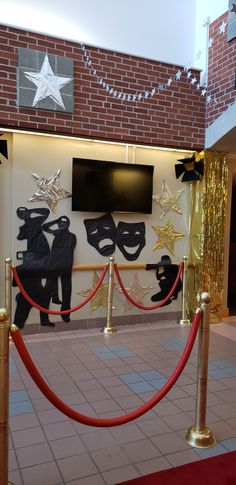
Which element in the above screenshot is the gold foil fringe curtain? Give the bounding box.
[188,150,229,322]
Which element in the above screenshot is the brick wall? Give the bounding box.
[207,12,236,127]
[0,25,205,149]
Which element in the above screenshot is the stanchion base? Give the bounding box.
[179,319,191,326]
[185,425,216,448]
[101,326,117,334]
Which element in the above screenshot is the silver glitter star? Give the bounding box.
[117,273,153,313]
[24,54,72,110]
[28,169,71,213]
[152,180,184,220]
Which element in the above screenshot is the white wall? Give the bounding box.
[2,133,192,325]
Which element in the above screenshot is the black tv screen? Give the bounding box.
[72,158,154,213]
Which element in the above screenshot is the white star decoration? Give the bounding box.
[24,54,73,110]
[219,20,227,34]
[28,169,71,213]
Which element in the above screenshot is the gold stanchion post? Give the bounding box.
[5,259,12,325]
[185,292,216,448]
[102,257,117,334]
[179,256,190,326]
[0,307,14,485]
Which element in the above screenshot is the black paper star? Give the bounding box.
[175,154,204,182]
[0,135,8,163]
[231,3,236,13]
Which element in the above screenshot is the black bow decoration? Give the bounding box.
[175,154,204,182]
[0,135,8,163]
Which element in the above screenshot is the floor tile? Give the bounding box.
[21,461,62,485]
[16,442,54,467]
[58,453,98,481]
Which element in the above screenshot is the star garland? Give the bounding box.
[80,18,228,106]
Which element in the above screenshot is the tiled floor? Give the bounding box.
[7,318,236,485]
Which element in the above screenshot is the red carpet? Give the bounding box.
[115,451,236,484]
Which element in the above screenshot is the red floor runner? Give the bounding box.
[115,451,236,485]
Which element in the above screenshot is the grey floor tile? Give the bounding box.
[135,455,171,475]
[16,442,54,468]
[91,446,131,472]
[21,461,62,485]
[102,464,139,485]
[58,453,98,481]
[121,438,161,462]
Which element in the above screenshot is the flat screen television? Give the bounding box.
[72,158,154,213]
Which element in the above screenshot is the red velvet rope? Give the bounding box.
[11,264,108,315]
[11,310,201,427]
[115,262,183,310]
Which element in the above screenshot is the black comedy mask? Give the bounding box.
[116,221,146,261]
[84,213,117,257]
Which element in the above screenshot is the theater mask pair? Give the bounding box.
[84,213,146,261]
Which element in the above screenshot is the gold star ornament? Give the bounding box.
[78,271,115,314]
[152,219,184,255]
[152,180,183,219]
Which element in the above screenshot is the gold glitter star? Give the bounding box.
[78,271,115,314]
[152,219,184,255]
[117,273,153,312]
[152,180,183,220]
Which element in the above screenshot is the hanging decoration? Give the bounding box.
[117,273,153,312]
[80,20,227,106]
[0,134,8,162]
[197,150,229,322]
[28,169,71,213]
[78,271,111,313]
[152,180,183,219]
[175,153,204,182]
[146,255,182,305]
[152,219,184,255]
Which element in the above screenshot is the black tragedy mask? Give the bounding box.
[116,221,146,261]
[84,213,117,257]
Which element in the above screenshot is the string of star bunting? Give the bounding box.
[80,18,228,105]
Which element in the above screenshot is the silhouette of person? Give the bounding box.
[146,255,182,305]
[13,207,54,328]
[42,216,77,322]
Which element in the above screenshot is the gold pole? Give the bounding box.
[5,259,12,326]
[0,308,14,485]
[185,292,216,448]
[179,256,190,326]
[102,257,117,334]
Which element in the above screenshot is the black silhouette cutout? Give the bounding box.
[13,207,54,328]
[42,216,77,322]
[13,209,77,328]
[146,255,182,305]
